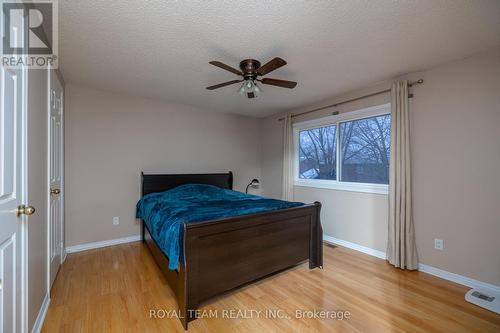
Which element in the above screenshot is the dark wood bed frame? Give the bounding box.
[140,171,323,329]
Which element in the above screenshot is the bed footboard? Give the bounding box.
[181,202,322,329]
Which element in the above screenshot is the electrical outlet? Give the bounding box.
[434,238,444,250]
[113,217,120,226]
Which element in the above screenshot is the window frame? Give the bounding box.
[293,103,391,195]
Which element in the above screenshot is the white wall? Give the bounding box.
[65,85,262,247]
[260,46,500,286]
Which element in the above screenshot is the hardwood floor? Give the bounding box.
[42,242,500,332]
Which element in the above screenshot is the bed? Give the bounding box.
[138,171,323,329]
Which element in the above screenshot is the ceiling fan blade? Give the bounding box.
[257,57,287,76]
[206,80,243,90]
[261,78,297,89]
[209,61,243,76]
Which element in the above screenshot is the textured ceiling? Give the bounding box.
[59,0,500,117]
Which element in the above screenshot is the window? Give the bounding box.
[299,124,337,180]
[294,104,391,194]
[340,114,390,184]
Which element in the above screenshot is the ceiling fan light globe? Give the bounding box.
[244,80,255,93]
[238,83,246,95]
[254,83,262,96]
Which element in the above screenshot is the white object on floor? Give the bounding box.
[465,288,500,314]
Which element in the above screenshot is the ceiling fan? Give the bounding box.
[206,57,297,98]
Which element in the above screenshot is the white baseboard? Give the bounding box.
[418,264,500,293]
[65,235,141,254]
[31,293,50,333]
[323,234,500,293]
[323,234,387,260]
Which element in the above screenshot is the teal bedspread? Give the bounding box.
[136,184,304,270]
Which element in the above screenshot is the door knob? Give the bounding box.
[50,188,61,195]
[16,205,36,217]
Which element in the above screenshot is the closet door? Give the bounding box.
[0,63,28,332]
[48,70,64,288]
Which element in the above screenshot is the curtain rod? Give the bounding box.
[278,79,423,121]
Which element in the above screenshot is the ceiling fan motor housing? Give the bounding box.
[240,59,261,80]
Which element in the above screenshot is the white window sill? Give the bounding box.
[294,179,389,195]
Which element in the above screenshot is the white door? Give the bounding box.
[48,70,63,288]
[0,65,28,331]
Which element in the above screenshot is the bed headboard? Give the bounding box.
[141,171,233,196]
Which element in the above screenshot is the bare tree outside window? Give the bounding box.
[340,114,391,184]
[298,125,337,179]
